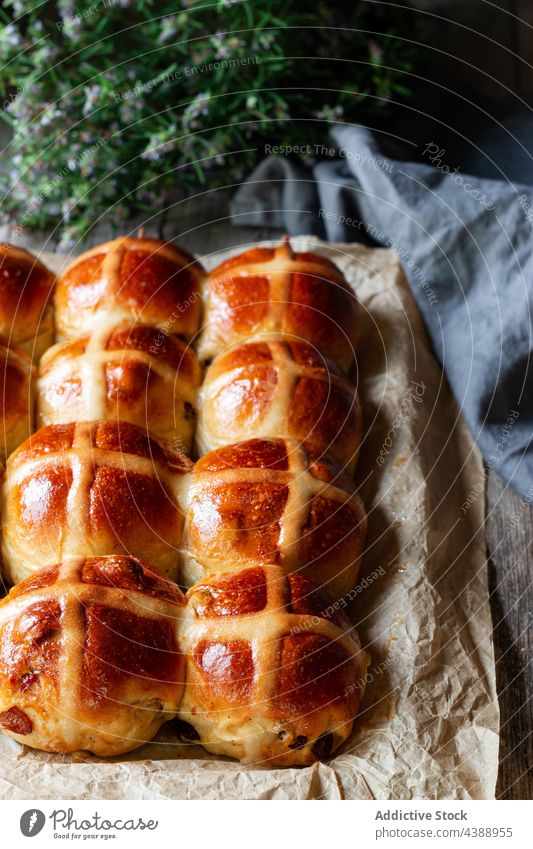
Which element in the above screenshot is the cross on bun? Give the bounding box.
[197,337,362,473]
[54,237,205,343]
[181,437,367,599]
[37,323,201,451]
[0,335,35,462]
[197,238,359,372]
[0,555,185,756]
[1,420,192,585]
[0,244,55,359]
[178,565,369,765]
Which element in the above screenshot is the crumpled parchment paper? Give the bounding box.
[0,239,499,800]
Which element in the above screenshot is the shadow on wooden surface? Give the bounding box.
[486,472,533,800]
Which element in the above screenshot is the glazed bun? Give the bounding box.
[54,237,205,342]
[197,337,362,473]
[0,244,55,359]
[181,437,367,599]
[197,238,359,372]
[1,420,192,585]
[0,335,35,461]
[178,565,368,765]
[37,323,201,450]
[0,556,185,756]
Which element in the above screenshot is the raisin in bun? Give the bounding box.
[54,237,204,342]
[0,335,35,461]
[181,437,367,599]
[1,420,192,585]
[197,238,359,372]
[197,337,362,474]
[0,556,185,756]
[37,323,200,451]
[178,565,368,766]
[0,244,55,359]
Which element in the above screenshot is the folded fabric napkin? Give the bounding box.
[231,124,533,499]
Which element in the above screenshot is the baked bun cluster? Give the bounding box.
[0,236,369,766]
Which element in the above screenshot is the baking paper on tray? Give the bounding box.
[0,238,499,800]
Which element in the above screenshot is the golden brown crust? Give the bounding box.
[0,334,35,461]
[179,565,368,765]
[0,244,55,359]
[0,236,372,767]
[0,555,185,755]
[181,437,367,599]
[197,239,359,371]
[54,237,205,342]
[37,323,201,449]
[198,338,362,473]
[2,420,192,585]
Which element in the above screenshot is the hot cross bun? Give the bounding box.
[54,237,204,343]
[1,420,192,585]
[197,337,362,473]
[0,555,185,756]
[37,323,201,450]
[197,238,359,372]
[181,437,367,599]
[178,565,369,765]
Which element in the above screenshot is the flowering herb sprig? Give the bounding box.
[0,0,418,246]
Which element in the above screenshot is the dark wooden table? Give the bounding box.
[2,197,531,800]
[486,474,532,799]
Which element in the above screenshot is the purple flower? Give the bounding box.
[182,92,211,130]
[82,84,101,117]
[141,126,178,161]
[1,22,22,48]
[158,16,179,44]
